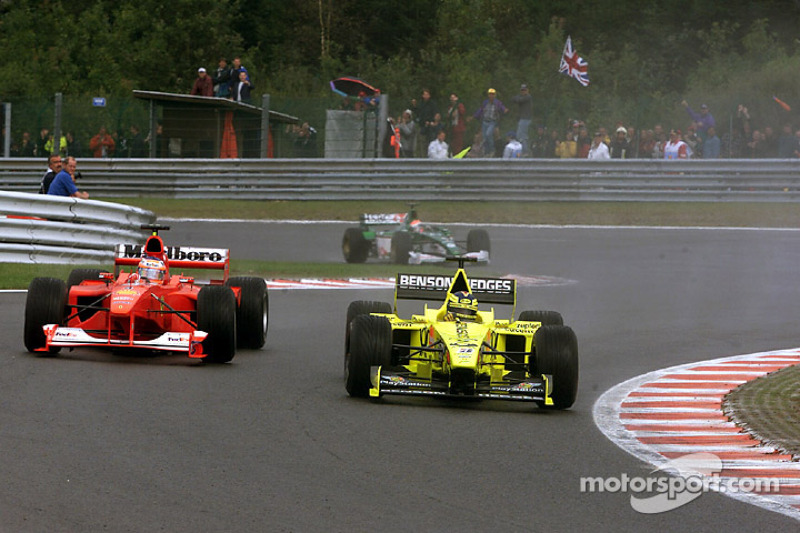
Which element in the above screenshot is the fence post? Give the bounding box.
[261,94,270,158]
[53,92,62,156]
[2,103,10,158]
[148,100,157,158]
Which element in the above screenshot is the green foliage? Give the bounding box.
[4,0,800,139]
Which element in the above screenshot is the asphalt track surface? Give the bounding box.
[2,221,800,531]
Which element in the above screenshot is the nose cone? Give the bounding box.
[437,321,487,369]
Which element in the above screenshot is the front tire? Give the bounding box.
[66,268,106,290]
[342,228,370,263]
[344,300,392,371]
[517,310,564,326]
[345,315,392,397]
[24,277,67,354]
[225,277,268,349]
[197,285,237,363]
[532,325,579,409]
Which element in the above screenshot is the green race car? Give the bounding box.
[344,264,579,409]
[341,206,490,264]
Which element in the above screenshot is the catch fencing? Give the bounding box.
[0,191,156,263]
[2,158,800,202]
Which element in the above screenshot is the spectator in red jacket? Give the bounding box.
[89,126,115,158]
[191,67,213,97]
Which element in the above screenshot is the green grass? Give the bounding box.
[725,365,800,456]
[5,199,798,290]
[97,198,800,228]
[0,260,491,290]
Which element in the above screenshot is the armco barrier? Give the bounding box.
[0,191,156,263]
[2,158,800,201]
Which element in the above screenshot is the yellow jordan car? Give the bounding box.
[343,265,578,409]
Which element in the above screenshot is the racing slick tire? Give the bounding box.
[67,268,106,290]
[24,277,67,354]
[342,228,370,263]
[517,310,564,326]
[346,300,392,329]
[225,277,269,349]
[532,325,579,410]
[197,285,237,364]
[345,315,392,397]
[345,300,392,367]
[390,232,412,264]
[467,229,491,256]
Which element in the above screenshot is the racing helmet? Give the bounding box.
[137,258,166,284]
[446,291,478,321]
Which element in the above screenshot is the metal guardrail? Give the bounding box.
[2,158,800,201]
[0,191,156,263]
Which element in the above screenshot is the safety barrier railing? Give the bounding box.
[0,190,156,263]
[2,158,800,202]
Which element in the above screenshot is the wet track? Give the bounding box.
[2,221,799,531]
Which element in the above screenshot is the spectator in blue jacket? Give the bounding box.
[703,127,721,159]
[47,157,89,199]
[469,88,508,157]
[681,100,715,140]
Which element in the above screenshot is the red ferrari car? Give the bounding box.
[23,225,268,363]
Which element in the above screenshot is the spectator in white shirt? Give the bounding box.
[587,131,610,160]
[427,129,449,159]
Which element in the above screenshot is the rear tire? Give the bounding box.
[390,232,412,264]
[24,277,67,354]
[345,315,392,397]
[346,300,392,329]
[518,310,564,326]
[197,285,237,363]
[225,277,268,349]
[342,228,369,263]
[67,268,106,290]
[467,229,491,256]
[533,325,579,409]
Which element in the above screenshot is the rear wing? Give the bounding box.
[360,213,407,226]
[114,243,230,279]
[395,271,516,316]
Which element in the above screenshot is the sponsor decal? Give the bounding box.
[362,213,405,224]
[397,274,513,293]
[119,244,227,263]
[381,376,431,388]
[391,321,420,328]
[455,321,470,340]
[116,289,137,296]
[491,383,544,393]
[508,322,538,333]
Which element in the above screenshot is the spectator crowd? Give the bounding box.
[9,72,800,160]
[384,85,800,161]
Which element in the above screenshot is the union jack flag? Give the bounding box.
[559,36,589,87]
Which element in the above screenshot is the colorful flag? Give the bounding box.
[559,36,589,87]
[773,96,791,112]
[220,111,238,158]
